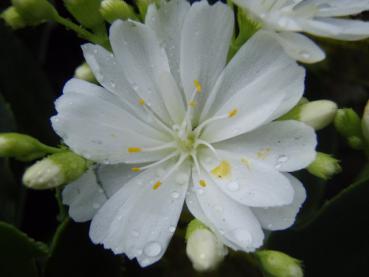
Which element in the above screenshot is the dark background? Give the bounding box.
[0,1,368,276]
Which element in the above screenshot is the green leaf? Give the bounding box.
[267,176,369,277]
[0,221,48,277]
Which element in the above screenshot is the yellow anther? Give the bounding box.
[188,100,197,108]
[211,160,231,179]
[138,98,145,105]
[228,108,238,118]
[152,181,162,190]
[241,158,251,169]
[194,79,202,93]
[199,179,207,187]
[128,147,142,153]
[131,167,141,172]
[256,147,272,160]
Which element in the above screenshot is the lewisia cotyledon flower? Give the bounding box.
[53,0,317,267]
[233,0,369,63]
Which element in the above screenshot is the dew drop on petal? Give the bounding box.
[227,181,239,191]
[231,228,252,245]
[168,226,176,233]
[144,242,162,257]
[171,191,180,199]
[299,50,310,60]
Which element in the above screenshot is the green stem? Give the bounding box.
[55,187,67,222]
[39,144,65,154]
[53,15,109,48]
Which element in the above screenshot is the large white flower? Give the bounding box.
[233,0,369,63]
[53,0,317,267]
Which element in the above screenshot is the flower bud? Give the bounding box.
[280,100,337,130]
[255,250,303,277]
[185,219,227,272]
[11,0,57,26]
[1,7,26,30]
[307,152,341,180]
[63,0,104,29]
[0,133,55,161]
[334,108,363,140]
[99,0,138,23]
[23,151,90,190]
[136,0,159,18]
[298,100,337,130]
[74,62,96,83]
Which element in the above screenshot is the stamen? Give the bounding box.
[194,79,202,93]
[194,108,238,136]
[128,147,142,153]
[211,160,231,179]
[199,179,207,187]
[191,153,202,180]
[138,98,145,106]
[139,151,179,171]
[152,154,189,190]
[228,108,238,118]
[188,100,197,108]
[152,181,161,190]
[131,167,141,172]
[195,139,220,161]
[141,142,176,152]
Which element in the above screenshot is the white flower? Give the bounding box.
[233,0,369,63]
[53,0,316,267]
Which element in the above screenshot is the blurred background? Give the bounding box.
[0,0,368,276]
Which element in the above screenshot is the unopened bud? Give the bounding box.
[136,0,159,18]
[23,151,89,190]
[11,0,57,26]
[74,62,96,83]
[63,0,104,29]
[334,108,363,139]
[280,100,337,130]
[0,133,57,161]
[299,100,337,130]
[255,250,303,277]
[307,152,341,180]
[1,7,26,29]
[100,0,138,23]
[185,219,227,272]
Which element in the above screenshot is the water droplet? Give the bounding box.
[144,242,162,257]
[267,223,273,229]
[231,228,252,245]
[168,226,175,233]
[227,182,239,191]
[136,249,143,256]
[197,188,204,195]
[93,49,98,54]
[171,191,180,199]
[275,154,288,169]
[110,81,116,88]
[299,50,310,60]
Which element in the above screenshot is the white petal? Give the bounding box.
[272,31,325,63]
[214,120,317,172]
[303,0,369,17]
[189,169,264,252]
[62,168,107,222]
[180,1,234,111]
[252,173,306,230]
[300,17,369,41]
[52,79,171,164]
[89,161,191,267]
[109,20,174,124]
[145,0,190,86]
[82,44,142,116]
[200,31,305,143]
[199,150,294,207]
[156,71,186,124]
